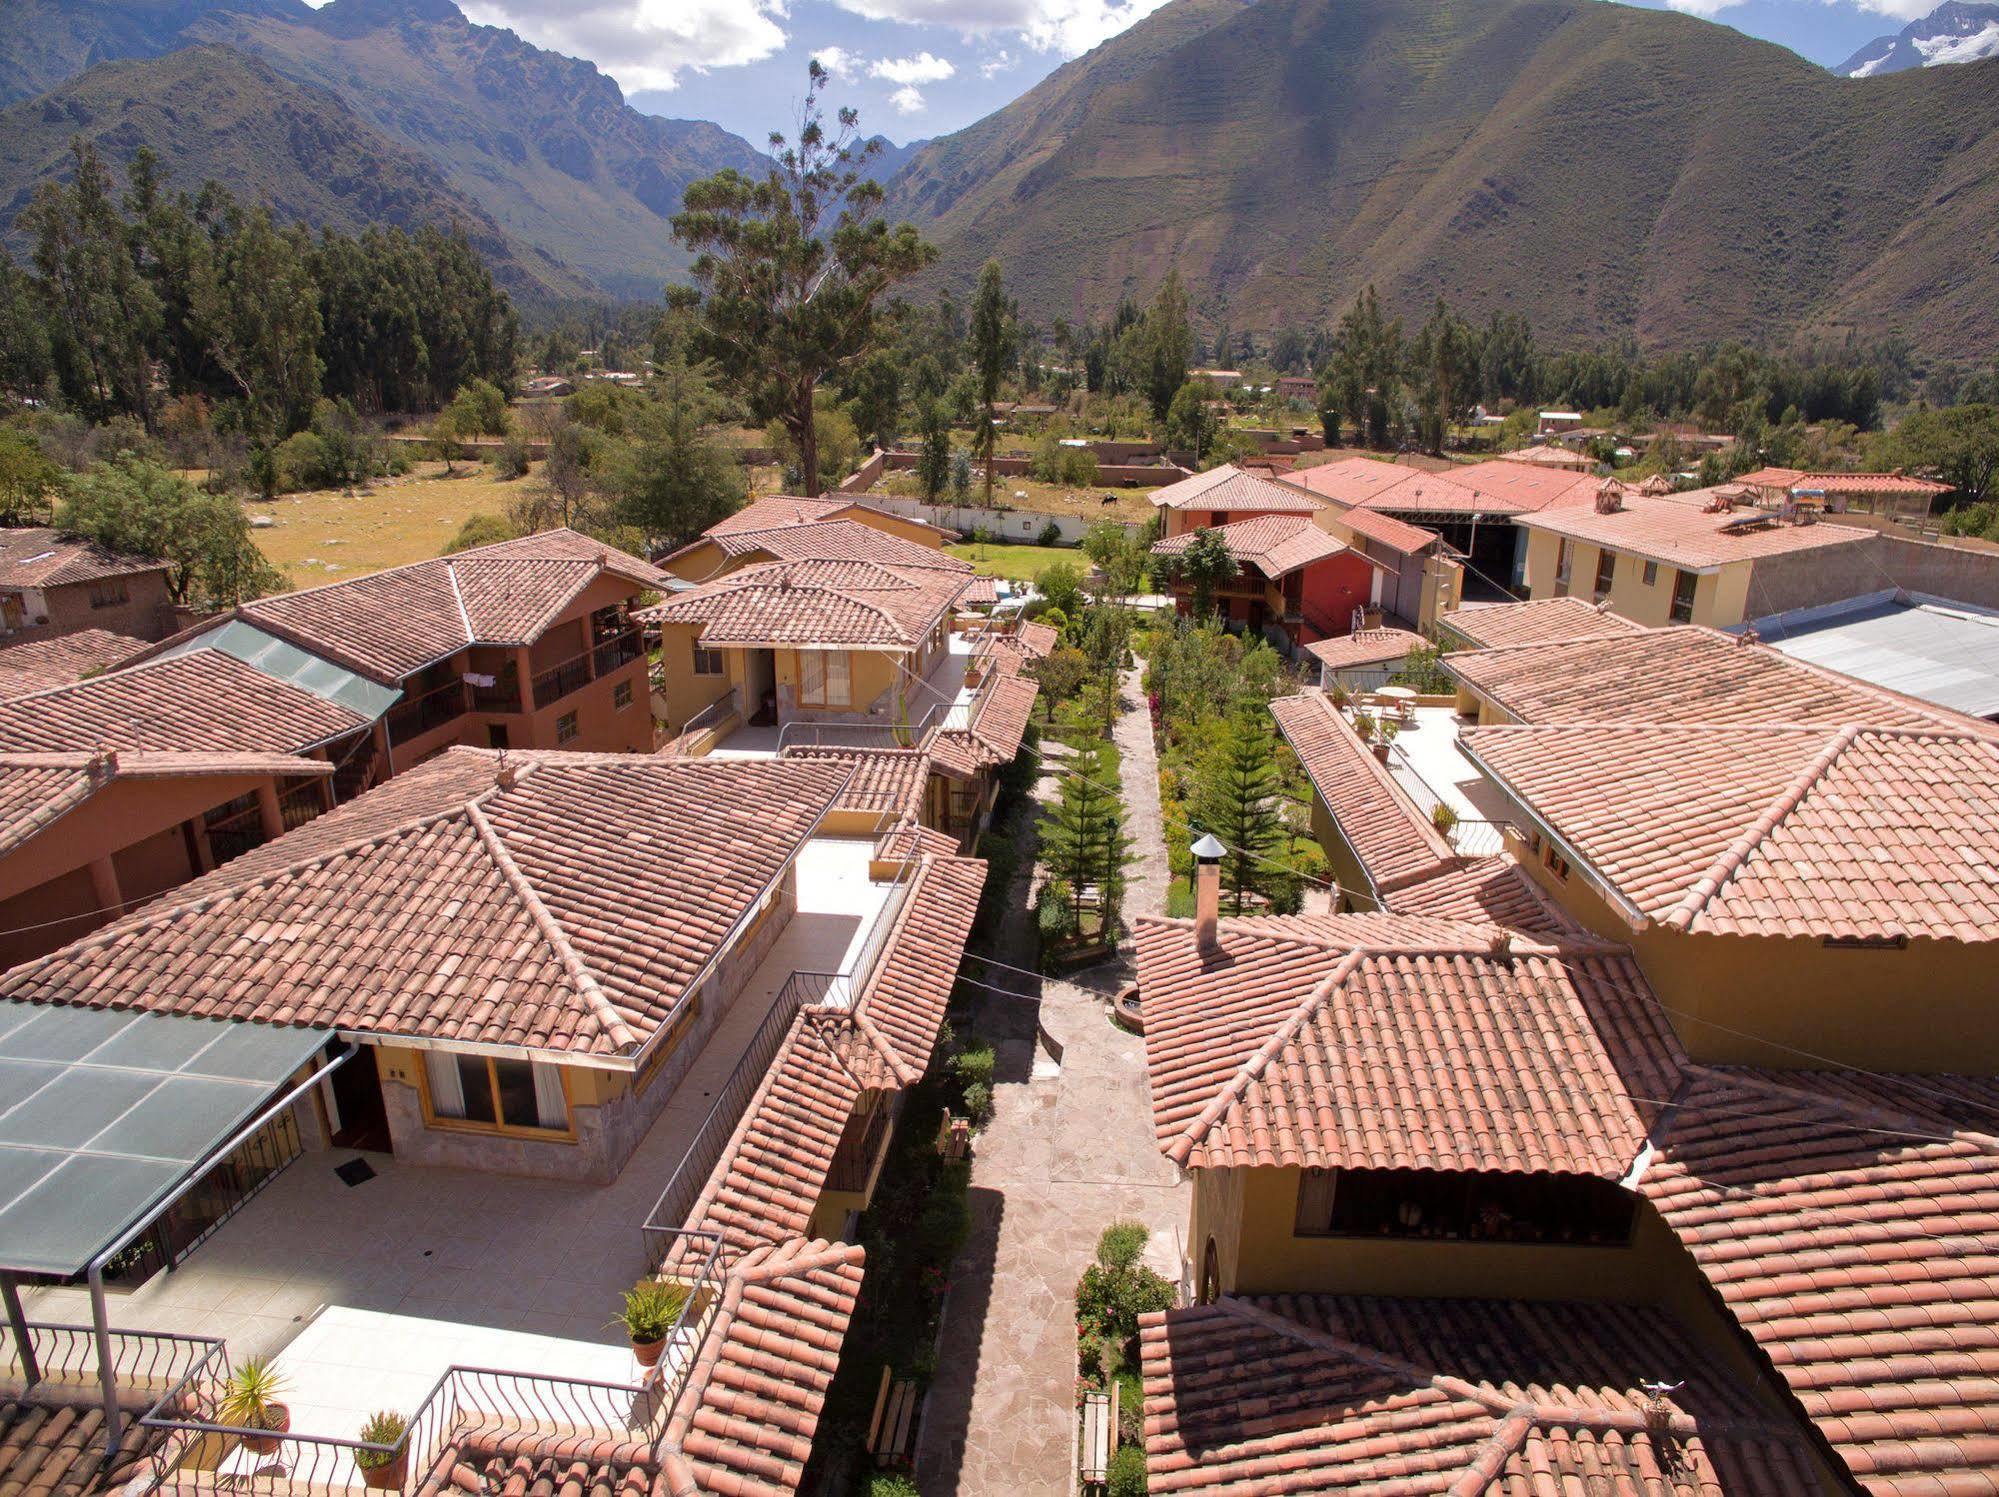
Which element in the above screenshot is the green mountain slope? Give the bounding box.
[0,0,767,301]
[887,0,1999,356]
[0,43,590,298]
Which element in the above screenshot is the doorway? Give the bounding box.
[328,1046,393,1152]
[747,649,778,725]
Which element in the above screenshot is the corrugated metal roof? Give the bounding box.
[1751,590,1999,720]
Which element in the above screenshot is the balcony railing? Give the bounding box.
[531,653,591,709]
[592,628,643,678]
[470,673,523,714]
[1,1320,221,1407]
[386,679,468,747]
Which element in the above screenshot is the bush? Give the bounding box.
[271,429,330,493]
[1116,1369,1145,1447]
[1097,1221,1149,1272]
[1037,885,1078,945]
[1037,520,1064,547]
[1107,1444,1147,1497]
[1076,1261,1176,1351]
[913,1161,972,1263]
[962,1080,992,1125]
[445,513,519,554]
[868,1477,920,1497]
[953,1041,996,1090]
[494,435,531,479]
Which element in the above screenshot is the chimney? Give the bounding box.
[88,747,119,784]
[494,752,518,792]
[1192,834,1225,951]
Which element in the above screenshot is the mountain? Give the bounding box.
[0,0,767,301]
[858,135,928,188]
[0,44,589,298]
[1837,1,1999,76]
[885,0,1999,358]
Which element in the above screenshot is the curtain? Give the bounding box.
[425,1050,466,1119]
[532,1062,569,1130]
[1294,1167,1338,1235]
[826,652,851,706]
[801,651,824,702]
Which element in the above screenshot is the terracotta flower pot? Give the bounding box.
[360,1452,408,1490]
[633,1336,667,1369]
[242,1404,290,1456]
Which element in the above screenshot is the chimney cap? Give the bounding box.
[1191,833,1226,863]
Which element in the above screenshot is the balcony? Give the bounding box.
[531,653,591,709]
[592,627,644,677]
[386,678,468,747]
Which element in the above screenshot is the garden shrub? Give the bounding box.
[1076,1260,1175,1354]
[914,1161,972,1262]
[1116,1369,1145,1446]
[1037,520,1064,546]
[961,1080,992,1126]
[493,435,531,479]
[868,1476,920,1497]
[1107,1444,1147,1497]
[1097,1221,1149,1271]
[271,430,330,493]
[952,1041,996,1090]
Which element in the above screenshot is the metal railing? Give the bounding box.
[531,653,592,709]
[1,1320,221,1405]
[638,972,824,1257]
[470,671,523,714]
[386,679,468,747]
[679,686,739,738]
[592,628,644,678]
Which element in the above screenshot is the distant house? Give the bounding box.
[1188,368,1244,392]
[658,496,957,587]
[1792,469,1953,521]
[0,627,145,698]
[521,374,575,398]
[1275,375,1317,403]
[1535,410,1584,435]
[0,527,175,642]
[1152,514,1389,646]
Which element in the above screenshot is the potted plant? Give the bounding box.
[1374,717,1399,765]
[1352,712,1376,743]
[613,1278,691,1368]
[218,1358,290,1454]
[354,1411,408,1490]
[1431,802,1460,839]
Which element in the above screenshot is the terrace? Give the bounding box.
[1363,703,1515,857]
[15,836,903,1489]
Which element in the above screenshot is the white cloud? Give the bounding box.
[1845,0,1951,18]
[1658,0,1738,16]
[888,84,929,112]
[979,48,1015,78]
[869,51,957,83]
[828,0,1176,57]
[460,0,787,91]
[812,44,859,74]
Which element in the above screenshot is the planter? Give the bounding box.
[633,1335,668,1369]
[241,1405,290,1456]
[1371,743,1391,765]
[359,1453,408,1490]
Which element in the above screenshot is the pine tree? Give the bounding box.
[1193,710,1286,913]
[968,258,1017,506]
[1041,745,1132,936]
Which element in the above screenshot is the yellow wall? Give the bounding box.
[656,621,742,732]
[1508,828,1997,1070]
[1519,529,1750,629]
[776,646,907,716]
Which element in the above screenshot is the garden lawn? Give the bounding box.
[945,542,1084,581]
[245,461,533,583]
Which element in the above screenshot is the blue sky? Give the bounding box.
[452,0,1945,147]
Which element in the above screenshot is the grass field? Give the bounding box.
[246,461,530,583]
[945,542,1084,580]
[875,470,1154,522]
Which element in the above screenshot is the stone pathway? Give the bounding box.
[1112,660,1173,922]
[914,670,1187,1495]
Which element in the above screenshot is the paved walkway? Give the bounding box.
[1112,660,1173,923]
[915,670,1187,1495]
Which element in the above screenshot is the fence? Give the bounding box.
[1,1320,221,1408]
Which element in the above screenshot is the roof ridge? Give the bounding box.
[466,799,640,1054]
[444,559,476,645]
[1660,724,1860,933]
[1275,690,1457,885]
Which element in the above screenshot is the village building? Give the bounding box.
[1791,469,1954,520]
[0,627,145,697]
[0,528,176,643]
[1745,588,1999,720]
[657,495,954,586]
[1299,625,1428,691]
[1434,594,1645,651]
[1151,513,1389,645]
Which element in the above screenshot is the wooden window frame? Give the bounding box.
[614,679,634,711]
[1669,569,1698,624]
[692,645,725,677]
[417,1053,577,1143]
[556,710,579,744]
[1592,550,1615,603]
[1552,539,1572,597]
[800,650,852,708]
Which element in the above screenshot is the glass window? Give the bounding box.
[455,1055,496,1123]
[825,652,851,706]
[1592,550,1615,602]
[614,679,633,710]
[493,1059,539,1129]
[1553,540,1572,596]
[1670,569,1698,623]
[556,711,579,744]
[428,1053,567,1132]
[693,646,724,676]
[1641,561,1659,587]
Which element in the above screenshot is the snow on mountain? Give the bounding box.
[1837,1,1999,76]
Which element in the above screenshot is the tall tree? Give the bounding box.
[1319,286,1402,450]
[1164,527,1237,619]
[609,355,747,550]
[1410,297,1475,455]
[58,459,281,605]
[917,399,951,502]
[969,258,1018,506]
[1040,743,1132,933]
[1193,709,1287,913]
[1874,404,1999,503]
[670,61,934,495]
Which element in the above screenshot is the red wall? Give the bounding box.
[1301,552,1377,637]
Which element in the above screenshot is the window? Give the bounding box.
[1552,539,1572,596]
[1543,843,1570,882]
[89,578,130,609]
[1669,568,1698,624]
[1641,560,1659,588]
[1294,1166,1635,1246]
[556,711,578,744]
[693,645,724,676]
[1592,550,1615,603]
[423,1052,570,1135]
[614,679,633,710]
[487,724,509,750]
[801,651,851,707]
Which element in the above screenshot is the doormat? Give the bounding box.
[334,1157,376,1187]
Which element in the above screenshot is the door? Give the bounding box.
[749,649,777,724]
[329,1046,393,1152]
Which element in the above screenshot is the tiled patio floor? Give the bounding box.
[24,840,894,1426]
[1381,706,1515,856]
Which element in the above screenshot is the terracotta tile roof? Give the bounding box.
[0,748,850,1058]
[1152,513,1367,579]
[1437,596,1643,650]
[644,560,969,649]
[1642,1067,1999,1493]
[0,629,146,699]
[1385,856,1589,938]
[1011,620,1058,658]
[719,519,972,573]
[705,496,851,536]
[1737,466,1807,490]
[1464,721,1999,942]
[927,672,1038,777]
[1324,501,1439,555]
[1303,626,1427,672]
[0,528,168,589]
[234,528,666,683]
[1140,1294,1823,1494]
[0,651,365,754]
[1269,690,1455,898]
[957,574,999,606]
[1149,466,1320,515]
[1288,458,1601,517]
[779,746,929,823]
[667,1237,867,1497]
[0,749,331,858]
[1133,912,1680,1173]
[1516,491,1875,570]
[0,1399,158,1497]
[1285,456,1429,508]
[852,849,986,1078]
[1795,472,1954,497]
[456,1453,652,1497]
[1445,624,1988,732]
